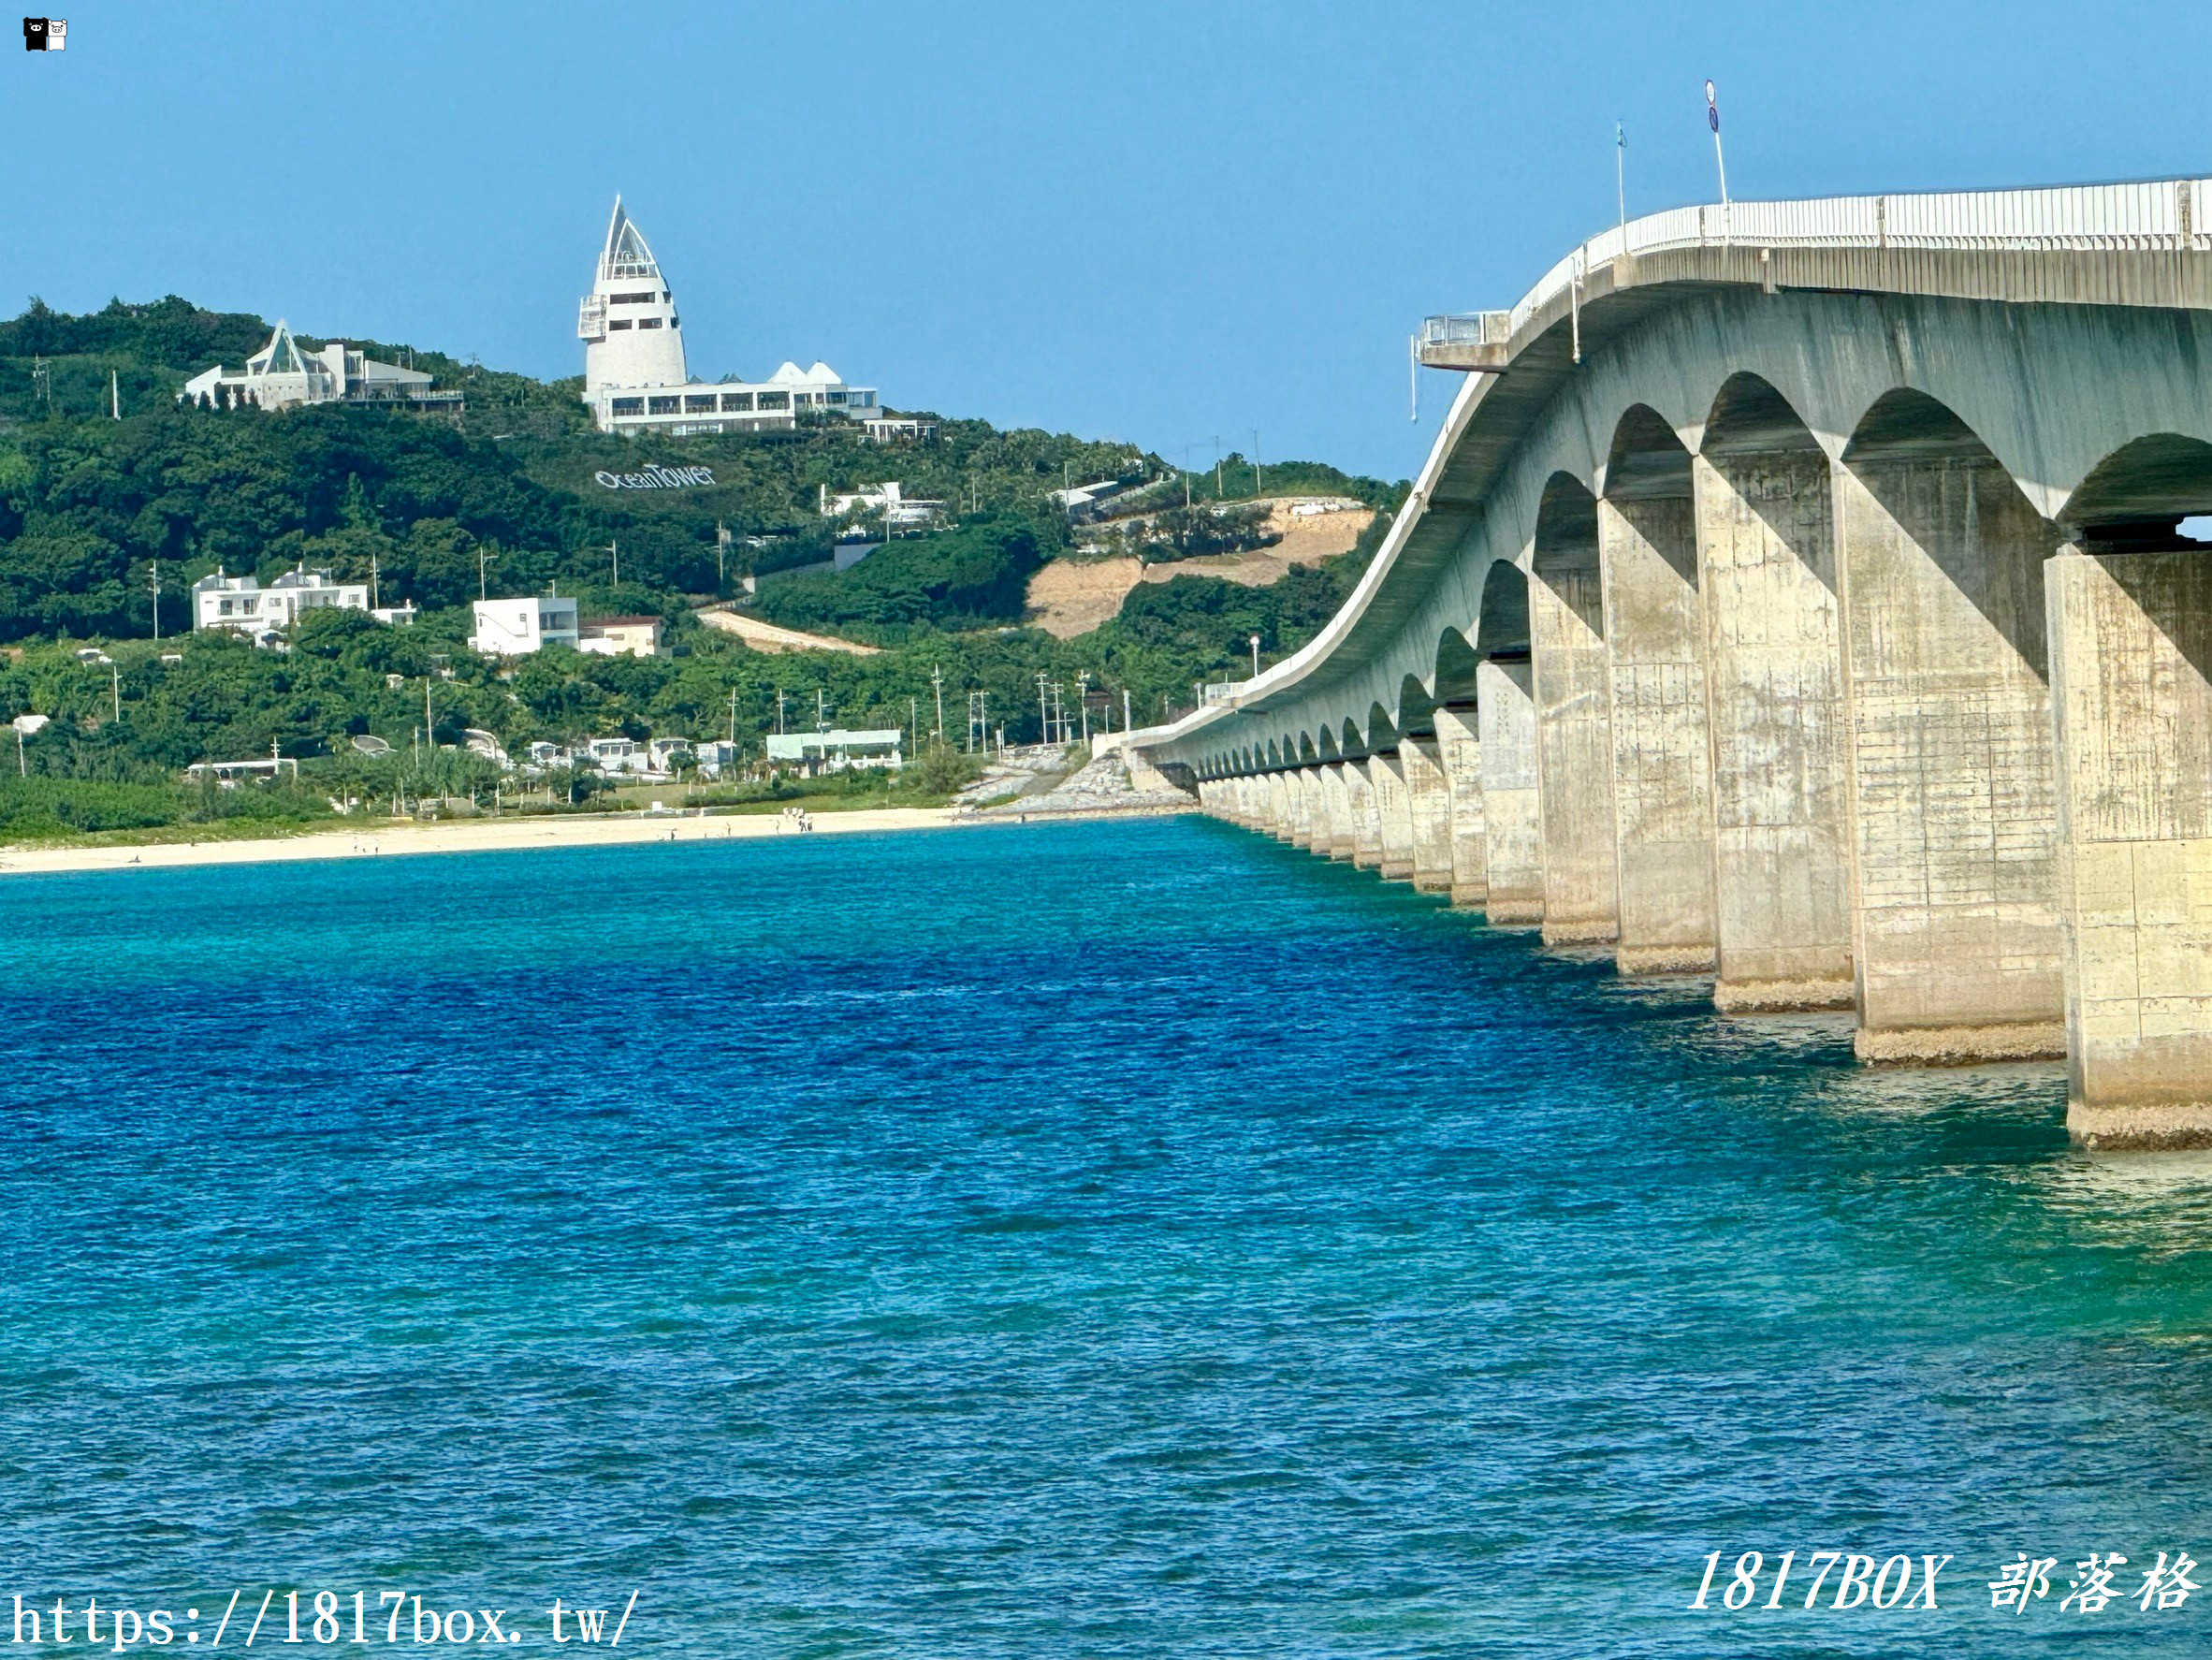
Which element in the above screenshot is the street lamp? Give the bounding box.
[11,713,50,777]
[1249,633,1261,677]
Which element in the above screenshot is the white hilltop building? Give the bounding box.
[577,197,887,438]
[180,321,461,415]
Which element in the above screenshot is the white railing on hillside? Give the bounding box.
[1499,179,2212,337]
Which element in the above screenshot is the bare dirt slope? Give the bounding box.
[1024,499,1375,639]
[696,608,881,656]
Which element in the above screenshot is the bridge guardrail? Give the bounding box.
[1174,176,2212,758]
[1499,178,2212,339]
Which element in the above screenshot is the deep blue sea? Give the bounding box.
[5,816,2212,1656]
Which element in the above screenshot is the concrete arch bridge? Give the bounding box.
[1137,178,2212,1150]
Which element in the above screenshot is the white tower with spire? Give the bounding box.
[572,196,885,437]
[577,197,688,393]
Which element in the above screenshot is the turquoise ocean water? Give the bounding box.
[5,816,2212,1655]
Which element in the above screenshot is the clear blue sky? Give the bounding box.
[8,0,2205,478]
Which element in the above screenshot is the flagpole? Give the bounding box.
[1705,80,1729,241]
[1616,122,1627,240]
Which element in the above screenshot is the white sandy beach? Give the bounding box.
[0,806,961,879]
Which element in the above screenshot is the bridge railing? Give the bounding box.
[1501,179,2212,338]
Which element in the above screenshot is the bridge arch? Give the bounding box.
[1394,672,1438,736]
[1432,626,1481,706]
[1693,370,1854,1008]
[1361,699,1419,879]
[1472,554,1531,660]
[1364,700,1399,753]
[2060,433,2212,540]
[1463,558,1542,922]
[1834,386,2065,1056]
[1599,403,1716,970]
[1424,625,1488,909]
[2042,430,2212,1129]
[1529,472,1617,942]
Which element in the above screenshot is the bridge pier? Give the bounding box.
[2048,547,2212,1148]
[1433,706,1488,910]
[1600,488,1718,973]
[1346,761,1385,869]
[1302,767,1331,853]
[1402,736,1456,893]
[1477,659,1544,925]
[1321,764,1358,859]
[1532,511,1621,944]
[1835,439,2064,1062]
[1287,768,1315,848]
[1371,751,1417,881]
[1694,434,1855,1012]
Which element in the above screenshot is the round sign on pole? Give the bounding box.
[1704,78,1716,105]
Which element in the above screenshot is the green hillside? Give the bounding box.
[0,296,1404,828]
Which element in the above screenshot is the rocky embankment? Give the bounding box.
[963,747,1196,822]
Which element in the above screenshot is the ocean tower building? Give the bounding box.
[576,197,884,438]
[579,198,689,397]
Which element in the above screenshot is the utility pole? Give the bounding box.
[717,519,731,590]
[1214,436,1223,499]
[1036,672,1050,746]
[110,368,121,420]
[930,663,945,746]
[910,696,920,761]
[477,543,494,602]
[149,559,161,641]
[815,688,827,732]
[1076,670,1090,742]
[1252,430,1262,497]
[728,686,738,746]
[109,662,121,722]
[1123,688,1131,731]
[777,688,788,735]
[424,677,434,750]
[610,540,620,587]
[370,549,380,611]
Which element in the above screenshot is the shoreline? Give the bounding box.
[0,806,961,879]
